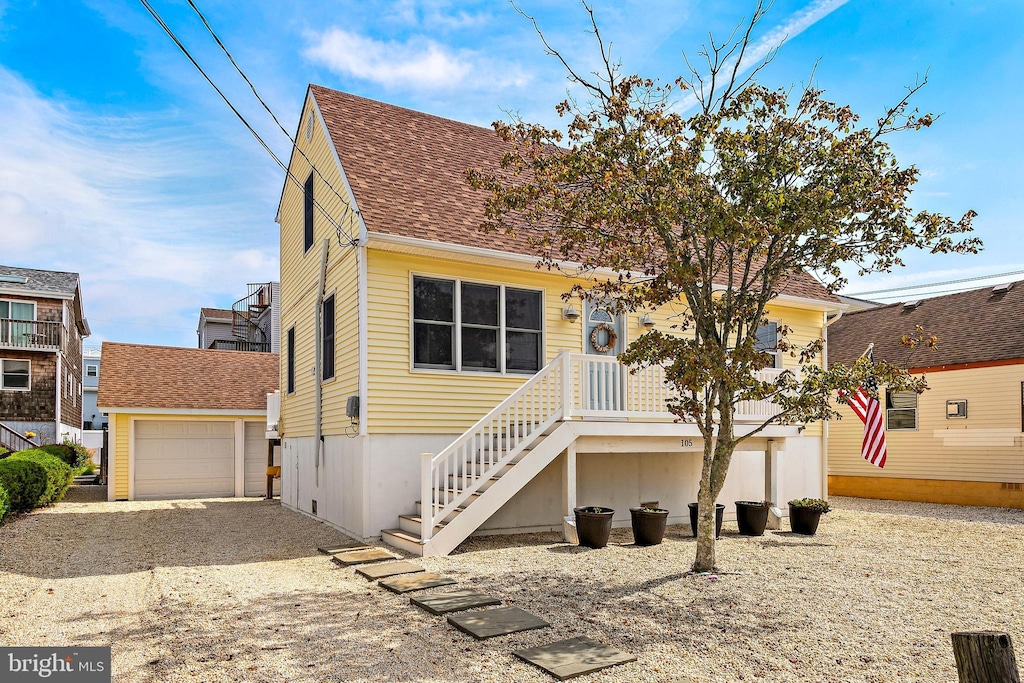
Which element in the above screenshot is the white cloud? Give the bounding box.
[0,67,281,346]
[304,28,471,89]
[303,27,528,91]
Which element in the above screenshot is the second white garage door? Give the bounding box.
[134,420,235,499]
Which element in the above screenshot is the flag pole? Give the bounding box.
[859,342,874,359]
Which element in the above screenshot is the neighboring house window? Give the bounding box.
[412,276,543,373]
[303,172,314,252]
[755,322,781,369]
[86,365,98,377]
[322,295,335,380]
[886,390,918,430]
[287,327,296,394]
[1,359,29,390]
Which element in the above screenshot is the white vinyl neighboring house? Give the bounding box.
[97,342,281,501]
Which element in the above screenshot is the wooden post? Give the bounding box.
[266,438,275,500]
[952,631,1021,683]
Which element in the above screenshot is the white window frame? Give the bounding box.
[86,364,98,377]
[886,389,919,431]
[409,273,545,375]
[1,359,30,391]
[0,299,36,320]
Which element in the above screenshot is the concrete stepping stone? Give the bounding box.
[447,606,549,640]
[513,636,637,680]
[355,561,425,580]
[318,543,370,554]
[330,548,399,566]
[410,589,502,615]
[379,572,456,594]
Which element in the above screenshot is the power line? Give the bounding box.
[184,0,359,245]
[137,0,358,246]
[847,267,1024,297]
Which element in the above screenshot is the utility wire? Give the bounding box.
[869,282,1007,301]
[847,268,1024,297]
[184,0,359,246]
[137,0,358,246]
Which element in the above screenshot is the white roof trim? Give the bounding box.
[98,407,266,416]
[0,287,74,301]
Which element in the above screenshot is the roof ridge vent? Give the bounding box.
[903,300,922,310]
[993,282,1013,294]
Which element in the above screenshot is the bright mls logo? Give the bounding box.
[1,648,110,682]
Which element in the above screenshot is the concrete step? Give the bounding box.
[399,513,453,537]
[380,528,425,556]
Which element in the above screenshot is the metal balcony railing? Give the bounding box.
[0,319,61,351]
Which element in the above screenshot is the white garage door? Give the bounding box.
[134,420,235,499]
[244,421,280,497]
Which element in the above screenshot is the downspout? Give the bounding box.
[821,308,845,501]
[315,237,330,485]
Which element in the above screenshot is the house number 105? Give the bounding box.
[681,439,694,448]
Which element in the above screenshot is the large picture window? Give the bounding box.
[1,359,29,390]
[886,389,918,430]
[413,276,542,373]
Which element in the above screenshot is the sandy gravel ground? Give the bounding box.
[0,487,1022,682]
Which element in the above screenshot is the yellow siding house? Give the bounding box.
[276,86,844,556]
[828,283,1024,508]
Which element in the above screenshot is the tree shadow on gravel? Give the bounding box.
[0,499,362,579]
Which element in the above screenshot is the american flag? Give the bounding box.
[843,349,887,468]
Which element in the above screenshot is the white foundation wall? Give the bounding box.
[284,431,822,540]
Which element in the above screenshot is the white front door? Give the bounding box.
[584,302,626,412]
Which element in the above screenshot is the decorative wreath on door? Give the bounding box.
[590,323,618,353]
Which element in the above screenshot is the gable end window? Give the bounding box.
[886,389,918,430]
[286,327,296,394]
[1,359,30,390]
[412,275,542,374]
[322,295,336,381]
[303,172,315,252]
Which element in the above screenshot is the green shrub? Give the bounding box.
[0,480,9,522]
[789,498,832,513]
[11,450,73,506]
[39,442,92,469]
[0,458,47,511]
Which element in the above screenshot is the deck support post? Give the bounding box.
[765,439,782,529]
[561,442,577,542]
[952,631,1020,683]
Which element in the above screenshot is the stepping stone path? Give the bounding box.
[355,561,425,580]
[379,572,457,594]
[514,636,637,680]
[318,543,370,554]
[331,548,399,566]
[447,606,550,640]
[320,545,634,679]
[410,589,502,616]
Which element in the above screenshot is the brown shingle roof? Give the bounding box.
[309,85,837,304]
[200,307,233,321]
[828,281,1024,369]
[97,342,278,411]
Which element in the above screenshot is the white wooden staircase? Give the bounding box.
[381,352,789,557]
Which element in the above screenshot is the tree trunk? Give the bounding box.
[693,386,738,573]
[951,631,1020,683]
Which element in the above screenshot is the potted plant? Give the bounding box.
[735,500,771,536]
[574,506,615,548]
[630,506,669,546]
[788,498,831,535]
[688,502,725,539]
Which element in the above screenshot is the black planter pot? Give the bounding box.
[735,501,770,536]
[630,507,669,546]
[688,503,725,539]
[574,507,614,548]
[789,505,823,535]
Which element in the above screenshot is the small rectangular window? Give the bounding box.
[461,283,499,371]
[886,390,918,430]
[287,327,296,394]
[946,399,967,419]
[505,288,542,372]
[322,295,335,380]
[755,322,781,369]
[1,359,30,390]
[303,173,314,252]
[413,277,455,369]
[86,365,98,377]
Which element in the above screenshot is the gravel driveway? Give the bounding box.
[1,488,1022,682]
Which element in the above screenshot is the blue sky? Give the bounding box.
[1,0,1021,347]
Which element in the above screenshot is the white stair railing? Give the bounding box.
[419,352,569,542]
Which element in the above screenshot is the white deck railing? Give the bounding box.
[419,352,794,542]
